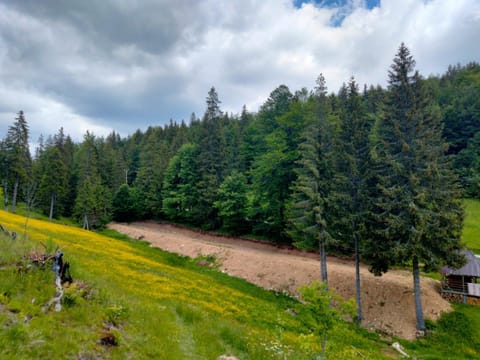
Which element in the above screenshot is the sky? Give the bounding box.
[0,0,479,145]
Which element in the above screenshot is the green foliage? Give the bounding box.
[73,131,111,229]
[366,44,465,333]
[404,304,480,359]
[214,171,249,233]
[436,311,473,342]
[134,130,170,218]
[1,111,32,213]
[73,175,111,229]
[33,128,75,219]
[106,304,129,326]
[440,62,480,154]
[162,143,202,224]
[455,132,480,197]
[366,45,465,275]
[112,184,135,222]
[298,281,356,334]
[249,130,296,240]
[297,281,356,358]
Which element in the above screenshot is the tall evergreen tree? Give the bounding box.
[73,131,110,229]
[287,74,334,282]
[196,87,226,228]
[3,111,32,212]
[37,146,68,220]
[367,44,465,333]
[333,78,372,322]
[134,129,169,218]
[162,143,201,224]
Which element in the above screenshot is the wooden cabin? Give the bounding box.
[441,250,480,305]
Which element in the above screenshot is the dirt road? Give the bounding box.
[109,221,451,340]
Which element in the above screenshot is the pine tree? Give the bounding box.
[367,43,465,333]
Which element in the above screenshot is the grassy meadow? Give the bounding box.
[0,200,479,359]
[462,199,480,253]
[0,210,392,359]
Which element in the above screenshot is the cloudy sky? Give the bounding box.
[0,0,479,144]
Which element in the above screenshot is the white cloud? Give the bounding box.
[0,0,478,140]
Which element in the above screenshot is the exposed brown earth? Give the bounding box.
[109,221,452,340]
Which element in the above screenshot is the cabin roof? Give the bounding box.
[441,250,480,277]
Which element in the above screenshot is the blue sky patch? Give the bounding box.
[293,0,381,26]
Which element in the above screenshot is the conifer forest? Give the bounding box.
[1,47,478,314]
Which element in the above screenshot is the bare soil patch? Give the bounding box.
[109,221,451,340]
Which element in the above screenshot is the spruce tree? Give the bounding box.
[287,75,334,282]
[4,111,32,212]
[333,77,372,323]
[37,146,68,220]
[367,43,464,333]
[162,143,201,224]
[196,87,226,228]
[73,131,110,229]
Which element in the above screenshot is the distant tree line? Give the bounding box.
[0,44,475,332]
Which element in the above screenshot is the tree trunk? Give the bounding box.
[412,256,425,333]
[11,176,18,213]
[354,233,363,323]
[319,237,328,286]
[83,214,89,230]
[2,179,8,211]
[49,193,56,221]
[320,333,327,360]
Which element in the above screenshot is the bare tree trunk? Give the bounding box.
[11,176,19,213]
[354,232,363,323]
[320,333,327,360]
[49,193,56,221]
[23,181,37,240]
[83,214,89,230]
[413,256,425,334]
[319,237,328,286]
[2,179,8,211]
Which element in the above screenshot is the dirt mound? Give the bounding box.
[109,221,452,340]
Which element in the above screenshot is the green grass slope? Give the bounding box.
[0,211,391,359]
[1,202,480,359]
[463,199,480,253]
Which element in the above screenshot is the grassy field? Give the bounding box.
[0,210,393,359]
[1,202,480,359]
[462,199,480,253]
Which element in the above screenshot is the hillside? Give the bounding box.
[1,209,480,359]
[463,199,480,253]
[110,221,450,340]
[0,210,392,359]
